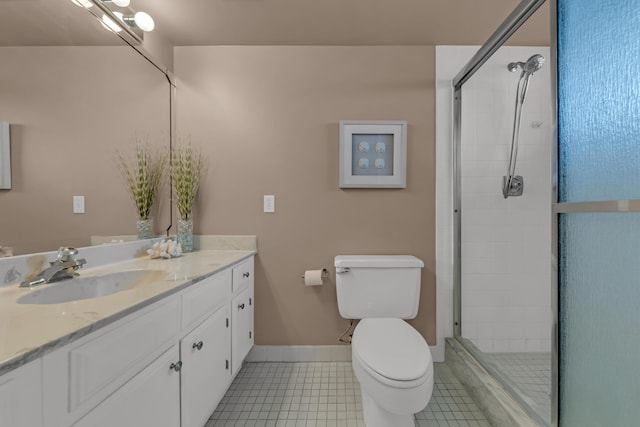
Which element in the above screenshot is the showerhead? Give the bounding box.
[508,54,545,75]
[523,54,545,74]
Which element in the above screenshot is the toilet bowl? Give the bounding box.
[334,255,433,425]
[351,318,433,427]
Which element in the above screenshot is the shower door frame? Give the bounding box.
[451,0,558,426]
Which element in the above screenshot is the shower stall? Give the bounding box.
[436,0,554,425]
[457,44,552,425]
[439,0,640,426]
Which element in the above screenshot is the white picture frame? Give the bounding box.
[0,122,10,190]
[339,120,407,188]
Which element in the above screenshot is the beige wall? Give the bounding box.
[0,47,170,255]
[175,46,436,345]
[172,0,550,347]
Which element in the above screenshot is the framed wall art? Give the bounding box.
[339,120,407,188]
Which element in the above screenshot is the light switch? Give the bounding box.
[73,196,85,214]
[263,195,275,213]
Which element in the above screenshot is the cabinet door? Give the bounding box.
[181,305,231,427]
[73,345,180,427]
[0,360,42,427]
[231,285,254,377]
[43,298,180,426]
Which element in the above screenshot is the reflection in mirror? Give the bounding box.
[0,0,171,256]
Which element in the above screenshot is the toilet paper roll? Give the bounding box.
[304,270,324,286]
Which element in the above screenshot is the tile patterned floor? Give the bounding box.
[206,362,491,427]
[483,352,551,424]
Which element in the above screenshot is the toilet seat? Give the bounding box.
[352,318,432,389]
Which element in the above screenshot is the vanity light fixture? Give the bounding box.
[77,0,154,44]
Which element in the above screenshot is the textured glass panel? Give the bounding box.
[558,0,640,202]
[559,213,640,426]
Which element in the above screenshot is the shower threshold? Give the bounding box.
[445,338,547,427]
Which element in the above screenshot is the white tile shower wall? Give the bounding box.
[460,47,552,353]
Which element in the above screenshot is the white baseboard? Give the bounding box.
[431,344,445,362]
[246,345,352,362]
[246,344,444,363]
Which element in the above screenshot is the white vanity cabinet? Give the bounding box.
[231,257,254,377]
[37,254,254,427]
[0,359,43,427]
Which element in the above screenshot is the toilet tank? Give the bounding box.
[334,255,424,319]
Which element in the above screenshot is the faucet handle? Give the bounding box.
[56,247,79,263]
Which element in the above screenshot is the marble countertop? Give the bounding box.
[0,249,255,376]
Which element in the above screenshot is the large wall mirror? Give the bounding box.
[0,0,172,256]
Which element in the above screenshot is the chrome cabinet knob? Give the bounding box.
[192,341,204,351]
[170,361,182,372]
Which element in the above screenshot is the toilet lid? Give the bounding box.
[352,318,431,382]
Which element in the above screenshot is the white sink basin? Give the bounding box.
[17,269,166,305]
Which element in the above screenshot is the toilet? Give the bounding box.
[334,255,433,427]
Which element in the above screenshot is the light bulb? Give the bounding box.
[101,14,122,33]
[134,11,154,32]
[71,0,93,8]
[111,0,130,7]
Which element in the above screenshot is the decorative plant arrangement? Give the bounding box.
[170,140,206,252]
[116,140,167,239]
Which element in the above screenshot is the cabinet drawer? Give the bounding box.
[232,257,254,293]
[181,269,231,332]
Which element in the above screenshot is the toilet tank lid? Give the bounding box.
[334,255,424,268]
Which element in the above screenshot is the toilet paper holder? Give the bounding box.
[301,268,329,279]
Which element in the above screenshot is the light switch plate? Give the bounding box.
[263,195,275,213]
[73,195,85,214]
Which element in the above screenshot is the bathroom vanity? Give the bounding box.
[0,246,255,427]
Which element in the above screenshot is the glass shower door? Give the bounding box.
[557,0,640,425]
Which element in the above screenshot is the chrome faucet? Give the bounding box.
[20,247,87,287]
